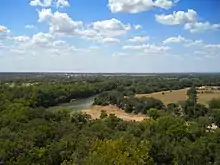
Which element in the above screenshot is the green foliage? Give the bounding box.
[211,109,220,127]
[85,139,154,165]
[93,91,164,114]
[147,108,160,120]
[183,86,208,119]
[100,110,108,119]
[1,75,220,164]
[209,98,220,109]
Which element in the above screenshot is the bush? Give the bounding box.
[209,99,220,109]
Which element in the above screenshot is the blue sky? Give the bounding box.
[0,0,220,72]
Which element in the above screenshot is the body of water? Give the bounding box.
[59,96,95,111]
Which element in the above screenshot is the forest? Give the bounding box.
[1,74,220,165]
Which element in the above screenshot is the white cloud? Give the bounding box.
[108,0,176,13]
[38,8,53,22]
[37,10,130,41]
[163,35,187,43]
[76,29,102,41]
[155,9,197,25]
[154,0,174,9]
[30,0,69,8]
[25,25,36,29]
[134,24,142,30]
[102,37,120,44]
[156,9,220,33]
[185,22,220,33]
[55,0,70,8]
[92,18,131,37]
[163,35,203,47]
[144,44,171,54]
[0,25,10,39]
[30,0,52,7]
[38,9,83,35]
[128,36,149,42]
[12,36,30,42]
[75,18,131,42]
[122,44,170,55]
[32,32,54,46]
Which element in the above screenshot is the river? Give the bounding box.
[58,96,95,111]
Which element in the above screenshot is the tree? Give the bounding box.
[211,109,220,127]
[209,99,220,109]
[85,139,153,165]
[147,108,160,120]
[100,110,108,119]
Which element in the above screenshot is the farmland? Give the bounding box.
[136,87,220,105]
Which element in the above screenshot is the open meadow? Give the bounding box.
[136,88,220,105]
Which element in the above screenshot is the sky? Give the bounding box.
[0,0,220,73]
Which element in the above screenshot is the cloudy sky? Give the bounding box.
[0,0,220,72]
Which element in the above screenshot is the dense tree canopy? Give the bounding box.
[1,74,220,164]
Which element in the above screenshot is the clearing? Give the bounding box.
[82,105,147,122]
[136,88,220,105]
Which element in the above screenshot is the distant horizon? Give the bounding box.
[1,71,220,74]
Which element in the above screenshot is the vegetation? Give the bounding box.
[1,74,220,164]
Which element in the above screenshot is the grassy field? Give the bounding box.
[136,88,220,105]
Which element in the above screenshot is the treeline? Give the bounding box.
[93,91,164,114]
[93,86,220,121]
[2,74,220,109]
[0,80,118,108]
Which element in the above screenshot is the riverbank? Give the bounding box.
[82,105,148,122]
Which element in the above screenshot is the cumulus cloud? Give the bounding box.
[92,18,131,37]
[55,0,70,8]
[155,9,197,25]
[108,0,176,13]
[37,9,130,40]
[184,22,220,33]
[156,9,220,33]
[154,0,174,9]
[38,9,83,35]
[75,18,131,42]
[30,0,69,8]
[163,35,203,47]
[128,36,149,42]
[30,0,53,7]
[163,35,187,43]
[32,32,54,46]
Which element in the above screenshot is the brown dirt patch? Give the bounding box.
[82,105,147,122]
